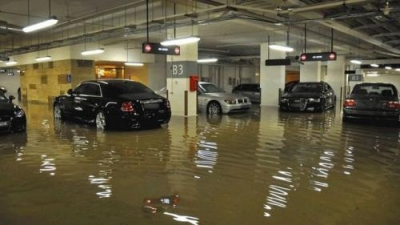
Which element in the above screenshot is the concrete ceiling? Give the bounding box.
[0,0,399,69]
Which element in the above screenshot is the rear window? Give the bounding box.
[102,80,154,97]
[351,84,397,96]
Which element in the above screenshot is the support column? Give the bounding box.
[260,43,286,106]
[166,27,198,117]
[300,61,321,82]
[326,55,345,102]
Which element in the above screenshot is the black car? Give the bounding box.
[53,79,171,130]
[232,83,261,104]
[279,81,336,112]
[0,89,26,134]
[343,82,400,122]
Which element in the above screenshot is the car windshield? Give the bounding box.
[103,80,154,97]
[291,83,322,93]
[0,91,8,102]
[351,84,397,96]
[199,83,225,93]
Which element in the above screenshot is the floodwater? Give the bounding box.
[1,103,400,225]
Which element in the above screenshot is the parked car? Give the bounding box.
[279,81,336,112]
[53,79,171,130]
[198,82,251,115]
[343,82,400,122]
[232,83,261,104]
[0,89,26,134]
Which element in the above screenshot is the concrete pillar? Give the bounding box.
[326,55,346,102]
[166,27,198,117]
[300,61,321,82]
[260,43,286,106]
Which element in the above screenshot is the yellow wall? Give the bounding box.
[20,60,95,104]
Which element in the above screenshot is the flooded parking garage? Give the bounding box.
[1,103,400,225]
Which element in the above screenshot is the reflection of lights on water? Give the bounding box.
[264,169,293,218]
[309,150,334,192]
[195,141,218,170]
[40,154,56,176]
[163,212,199,225]
[88,175,112,198]
[343,146,355,175]
[88,150,119,199]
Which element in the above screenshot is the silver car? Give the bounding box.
[197,82,251,115]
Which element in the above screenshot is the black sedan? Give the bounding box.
[343,82,400,122]
[0,89,26,134]
[279,81,336,112]
[53,79,171,130]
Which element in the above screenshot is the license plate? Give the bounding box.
[0,121,10,127]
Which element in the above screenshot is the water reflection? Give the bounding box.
[2,103,400,225]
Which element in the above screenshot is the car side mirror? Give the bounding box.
[67,89,73,95]
[9,95,15,103]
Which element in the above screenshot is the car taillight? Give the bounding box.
[121,102,134,112]
[344,99,356,107]
[386,101,400,109]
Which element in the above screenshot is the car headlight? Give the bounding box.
[308,98,321,103]
[280,98,289,103]
[14,106,25,117]
[224,99,237,104]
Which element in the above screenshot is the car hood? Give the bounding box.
[203,92,245,99]
[0,102,15,115]
[117,92,165,101]
[282,92,322,98]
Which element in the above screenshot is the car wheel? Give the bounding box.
[96,111,108,130]
[54,103,65,120]
[207,102,222,115]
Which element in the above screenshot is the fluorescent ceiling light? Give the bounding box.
[269,44,294,52]
[36,56,52,62]
[350,59,362,64]
[370,63,379,68]
[161,36,200,46]
[367,73,379,77]
[23,16,58,33]
[81,48,105,56]
[197,58,218,63]
[396,68,400,71]
[124,62,144,67]
[385,66,392,70]
[5,60,17,65]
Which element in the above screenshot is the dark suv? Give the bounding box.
[232,83,261,104]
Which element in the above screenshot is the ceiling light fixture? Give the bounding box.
[350,59,362,64]
[161,36,200,46]
[36,56,52,62]
[125,62,144,67]
[81,48,105,56]
[23,16,58,33]
[5,60,17,66]
[197,58,218,63]
[269,44,294,52]
[385,66,392,70]
[370,63,379,68]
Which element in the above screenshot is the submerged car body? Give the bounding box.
[197,82,251,115]
[279,81,336,112]
[53,79,171,130]
[343,82,400,122]
[0,90,26,134]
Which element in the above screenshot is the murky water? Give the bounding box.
[1,103,400,225]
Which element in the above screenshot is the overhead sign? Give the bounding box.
[348,74,363,82]
[142,42,180,55]
[300,52,337,62]
[265,59,291,66]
